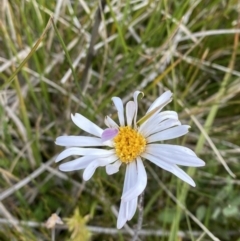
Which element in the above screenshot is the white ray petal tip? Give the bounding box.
[117,215,127,229]
[71,113,81,122]
[70,113,75,119]
[55,154,63,163]
[83,172,92,181]
[165,90,172,95]
[199,159,205,166]
[70,113,78,124]
[191,182,196,187]
[55,136,66,146]
[101,128,118,142]
[134,91,144,98]
[59,164,69,172]
[106,164,120,175]
[117,221,125,229]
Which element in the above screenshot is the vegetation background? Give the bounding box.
[1,0,240,240]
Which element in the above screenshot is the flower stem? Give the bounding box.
[132,191,144,241]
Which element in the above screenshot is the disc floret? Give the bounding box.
[113,126,146,163]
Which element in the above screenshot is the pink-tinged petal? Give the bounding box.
[71,113,103,137]
[112,97,125,126]
[126,101,136,126]
[56,136,106,147]
[101,128,118,142]
[121,157,147,202]
[106,160,122,175]
[133,91,144,127]
[55,148,115,162]
[147,125,190,143]
[146,90,172,114]
[104,116,119,128]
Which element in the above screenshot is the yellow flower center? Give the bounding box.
[113,126,146,163]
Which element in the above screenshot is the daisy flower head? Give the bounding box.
[55,90,205,229]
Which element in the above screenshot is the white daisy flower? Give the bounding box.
[55,90,205,229]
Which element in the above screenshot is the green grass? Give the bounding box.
[1,0,240,240]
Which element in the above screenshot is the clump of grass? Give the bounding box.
[1,1,240,240]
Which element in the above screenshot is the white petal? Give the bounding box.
[126,101,136,126]
[103,140,114,147]
[71,113,103,137]
[142,153,195,186]
[127,198,138,221]
[126,162,138,220]
[59,156,97,171]
[83,161,99,181]
[144,119,181,137]
[117,162,137,229]
[55,147,115,162]
[106,160,122,175]
[117,201,127,229]
[117,164,131,229]
[138,112,159,134]
[56,136,105,147]
[104,116,119,128]
[139,111,178,135]
[145,146,205,166]
[121,157,147,202]
[146,90,172,114]
[147,125,190,143]
[147,144,197,156]
[128,161,138,188]
[83,156,118,181]
[172,165,196,187]
[122,162,137,196]
[133,91,143,127]
[112,97,125,126]
[101,128,118,141]
[158,111,178,121]
[123,163,135,220]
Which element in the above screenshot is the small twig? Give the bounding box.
[51,18,80,95]
[2,17,52,89]
[132,192,144,241]
[0,218,208,237]
[3,217,236,238]
[51,228,55,241]
[178,99,236,178]
[0,202,22,233]
[111,206,135,237]
[147,165,221,241]
[81,0,106,92]
[0,157,56,201]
